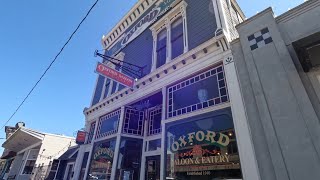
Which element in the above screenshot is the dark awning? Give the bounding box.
[0,150,16,159]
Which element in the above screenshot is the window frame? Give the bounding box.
[150,1,188,72]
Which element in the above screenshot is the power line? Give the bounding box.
[1,0,100,130]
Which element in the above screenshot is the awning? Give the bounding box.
[0,150,16,159]
[2,128,44,153]
[58,146,79,160]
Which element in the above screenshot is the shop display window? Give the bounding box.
[87,139,116,180]
[115,138,143,180]
[96,110,121,139]
[166,108,242,179]
[167,64,228,118]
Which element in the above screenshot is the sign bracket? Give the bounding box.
[95,51,146,79]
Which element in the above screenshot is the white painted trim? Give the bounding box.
[19,150,31,175]
[63,162,75,180]
[82,118,99,179]
[166,18,172,63]
[163,102,231,125]
[100,77,108,102]
[223,54,261,180]
[82,145,94,180]
[212,0,222,29]
[110,106,125,180]
[53,160,61,180]
[17,142,42,155]
[160,87,167,180]
[140,117,148,180]
[217,0,231,41]
[90,74,101,106]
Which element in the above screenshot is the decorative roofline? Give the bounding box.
[276,0,320,23]
[101,0,158,49]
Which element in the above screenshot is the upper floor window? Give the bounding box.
[156,28,167,68]
[171,17,184,59]
[151,1,188,71]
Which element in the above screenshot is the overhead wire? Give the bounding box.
[1,0,100,130]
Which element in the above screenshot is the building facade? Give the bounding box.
[73,0,252,180]
[230,0,320,179]
[73,0,320,180]
[0,125,75,180]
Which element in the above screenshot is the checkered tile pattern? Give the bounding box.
[248,28,273,51]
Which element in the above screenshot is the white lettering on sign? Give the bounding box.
[171,130,230,152]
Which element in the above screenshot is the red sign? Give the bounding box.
[95,62,135,88]
[76,131,86,145]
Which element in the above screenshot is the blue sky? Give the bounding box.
[0,0,305,153]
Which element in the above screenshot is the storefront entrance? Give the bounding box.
[145,156,160,180]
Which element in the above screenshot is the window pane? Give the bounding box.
[148,139,161,151]
[171,36,184,59]
[23,160,36,174]
[167,65,228,118]
[171,17,184,59]
[100,116,119,134]
[156,28,167,68]
[96,110,121,139]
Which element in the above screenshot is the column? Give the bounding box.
[110,106,125,180]
[160,87,167,180]
[223,55,261,180]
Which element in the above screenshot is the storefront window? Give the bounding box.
[115,137,143,180]
[87,139,116,180]
[167,64,228,118]
[96,110,121,139]
[123,108,144,136]
[166,108,242,179]
[148,106,162,136]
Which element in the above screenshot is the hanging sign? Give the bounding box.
[76,131,86,145]
[95,62,135,88]
[106,0,178,56]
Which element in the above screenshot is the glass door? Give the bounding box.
[145,156,160,180]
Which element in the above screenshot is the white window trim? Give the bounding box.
[150,1,188,72]
[20,149,39,175]
[63,162,75,180]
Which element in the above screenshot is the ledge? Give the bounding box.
[276,0,320,23]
